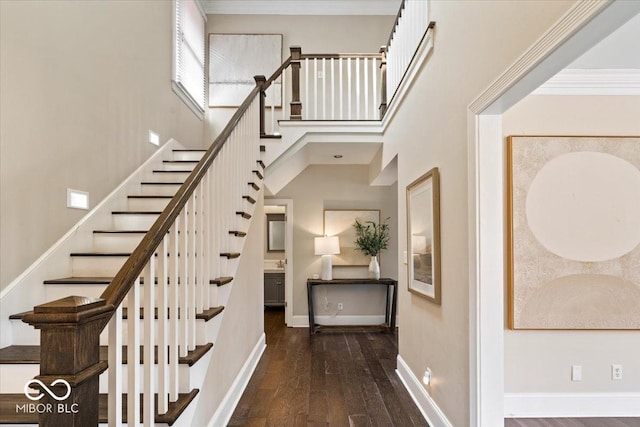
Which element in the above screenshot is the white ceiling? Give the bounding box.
[306,142,380,165]
[202,0,401,16]
[568,12,640,70]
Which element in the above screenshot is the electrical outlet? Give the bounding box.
[422,368,432,385]
[612,364,622,380]
[317,71,324,78]
[337,303,343,311]
[571,365,582,381]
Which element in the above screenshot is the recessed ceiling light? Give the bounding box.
[334,155,343,159]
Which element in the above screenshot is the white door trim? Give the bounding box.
[265,198,294,326]
[466,1,640,425]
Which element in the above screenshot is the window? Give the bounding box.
[173,0,206,117]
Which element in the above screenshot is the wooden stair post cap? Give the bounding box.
[23,296,112,326]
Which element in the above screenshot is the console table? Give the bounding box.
[306,278,397,335]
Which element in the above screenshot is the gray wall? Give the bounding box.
[0,0,203,291]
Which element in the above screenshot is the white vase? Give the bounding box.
[368,255,380,280]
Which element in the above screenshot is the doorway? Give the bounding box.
[264,199,293,326]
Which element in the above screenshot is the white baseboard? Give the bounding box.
[290,314,387,328]
[206,333,266,427]
[504,392,640,417]
[396,355,453,427]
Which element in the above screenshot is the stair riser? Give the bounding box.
[140,184,182,196]
[113,214,160,230]
[162,163,197,171]
[93,234,145,252]
[128,198,171,211]
[0,361,204,395]
[145,171,190,183]
[172,152,204,161]
[72,256,127,276]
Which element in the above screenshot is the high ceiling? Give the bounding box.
[201,0,401,16]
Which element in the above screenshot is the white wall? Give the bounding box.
[268,165,398,319]
[380,1,575,425]
[204,14,394,144]
[0,0,203,291]
[502,94,640,393]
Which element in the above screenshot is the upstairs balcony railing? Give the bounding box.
[258,0,434,135]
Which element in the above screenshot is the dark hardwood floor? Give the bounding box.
[228,309,428,427]
[505,418,640,427]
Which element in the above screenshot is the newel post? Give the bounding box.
[289,46,302,120]
[23,296,112,427]
[379,46,388,118]
[254,75,267,136]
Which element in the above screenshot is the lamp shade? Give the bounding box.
[411,235,428,255]
[314,236,340,255]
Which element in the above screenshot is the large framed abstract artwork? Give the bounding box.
[406,167,441,304]
[208,33,282,107]
[507,135,640,330]
[324,209,380,267]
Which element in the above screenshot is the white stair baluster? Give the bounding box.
[169,219,179,401]
[127,278,141,426]
[157,233,169,414]
[189,193,197,351]
[179,206,188,357]
[143,259,155,427]
[108,305,122,427]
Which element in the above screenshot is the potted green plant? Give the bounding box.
[353,217,390,279]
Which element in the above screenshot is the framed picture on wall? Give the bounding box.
[324,209,380,267]
[507,135,640,330]
[406,167,441,304]
[208,33,283,107]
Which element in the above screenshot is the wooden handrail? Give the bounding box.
[97,79,264,331]
[264,56,292,89]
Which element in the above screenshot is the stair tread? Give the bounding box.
[94,230,148,234]
[112,211,162,215]
[236,211,252,219]
[220,252,240,259]
[41,276,232,286]
[257,160,265,169]
[0,344,212,366]
[141,182,184,185]
[128,195,173,199]
[163,160,198,163]
[261,134,281,139]
[229,231,247,237]
[243,195,256,205]
[248,182,260,191]
[122,306,224,322]
[0,390,199,424]
[211,277,233,286]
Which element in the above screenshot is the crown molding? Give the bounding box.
[201,0,400,16]
[532,68,640,95]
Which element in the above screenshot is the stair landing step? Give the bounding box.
[260,134,281,139]
[0,344,212,366]
[0,390,199,424]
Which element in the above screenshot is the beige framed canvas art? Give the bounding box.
[507,135,640,330]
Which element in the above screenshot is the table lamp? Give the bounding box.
[314,236,340,280]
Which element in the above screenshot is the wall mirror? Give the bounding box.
[267,214,285,252]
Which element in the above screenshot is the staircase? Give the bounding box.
[0,85,266,425]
